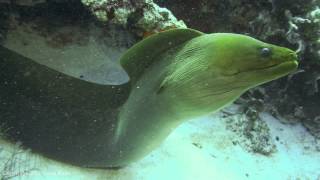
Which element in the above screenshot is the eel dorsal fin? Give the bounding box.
[120,28,204,84]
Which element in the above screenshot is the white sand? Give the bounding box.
[1,110,319,180]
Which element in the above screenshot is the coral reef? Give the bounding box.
[0,0,186,37]
[261,3,320,138]
[156,0,320,139]
[81,0,186,36]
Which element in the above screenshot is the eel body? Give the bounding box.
[0,28,298,168]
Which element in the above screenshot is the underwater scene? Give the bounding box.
[0,0,319,179]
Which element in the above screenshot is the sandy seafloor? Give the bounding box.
[0,108,319,180]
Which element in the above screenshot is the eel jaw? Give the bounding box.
[223,59,299,92]
[230,59,299,76]
[262,60,299,74]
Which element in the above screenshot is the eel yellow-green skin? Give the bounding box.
[0,28,298,168]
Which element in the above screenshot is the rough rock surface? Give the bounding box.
[224,113,277,155]
[222,97,277,155]
[81,0,186,36]
[0,0,186,37]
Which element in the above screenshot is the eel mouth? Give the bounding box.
[263,52,299,72]
[216,60,299,95]
[230,59,299,76]
[262,60,299,72]
[242,52,299,74]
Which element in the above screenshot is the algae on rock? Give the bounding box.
[81,0,186,36]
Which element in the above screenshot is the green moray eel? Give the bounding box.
[0,28,298,168]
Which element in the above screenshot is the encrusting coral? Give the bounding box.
[81,0,186,36]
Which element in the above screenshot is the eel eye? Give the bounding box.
[260,47,272,58]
